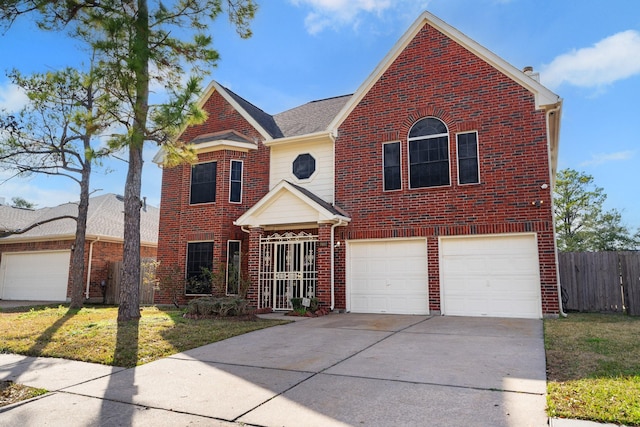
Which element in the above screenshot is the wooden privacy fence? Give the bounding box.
[106,259,157,305]
[558,251,640,315]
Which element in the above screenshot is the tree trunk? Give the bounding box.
[117,0,149,322]
[69,159,91,308]
[118,144,143,321]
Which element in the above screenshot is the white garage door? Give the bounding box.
[347,239,428,315]
[0,251,70,301]
[440,234,541,319]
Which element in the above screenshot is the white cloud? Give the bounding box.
[541,30,640,90]
[0,170,80,208]
[0,82,29,113]
[290,0,428,34]
[580,150,635,167]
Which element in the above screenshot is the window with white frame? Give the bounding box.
[190,161,217,204]
[383,141,401,191]
[457,131,480,185]
[186,242,213,294]
[408,117,450,188]
[229,160,243,203]
[226,240,241,295]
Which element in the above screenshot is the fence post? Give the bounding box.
[620,252,640,316]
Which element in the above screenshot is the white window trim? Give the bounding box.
[407,117,452,190]
[226,240,242,295]
[456,131,480,186]
[189,160,217,206]
[382,141,402,192]
[229,159,243,204]
[185,240,214,296]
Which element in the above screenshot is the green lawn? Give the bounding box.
[545,313,640,425]
[0,305,288,368]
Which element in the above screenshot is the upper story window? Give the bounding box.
[383,141,401,191]
[408,117,450,188]
[186,241,213,295]
[229,160,243,203]
[457,131,480,185]
[190,161,217,204]
[293,153,316,180]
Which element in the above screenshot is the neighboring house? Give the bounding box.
[154,11,563,318]
[0,193,159,302]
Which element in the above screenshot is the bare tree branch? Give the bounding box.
[0,215,77,238]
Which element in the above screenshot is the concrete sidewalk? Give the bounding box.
[0,313,566,426]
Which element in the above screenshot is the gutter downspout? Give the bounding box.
[546,104,567,318]
[85,237,100,299]
[330,219,347,311]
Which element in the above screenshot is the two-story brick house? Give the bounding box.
[154,11,563,318]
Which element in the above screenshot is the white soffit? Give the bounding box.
[234,181,349,228]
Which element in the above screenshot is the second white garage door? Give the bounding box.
[347,239,429,315]
[440,234,541,319]
[0,251,70,301]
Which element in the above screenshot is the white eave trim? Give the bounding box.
[264,130,336,148]
[207,81,274,142]
[193,139,258,153]
[153,79,275,165]
[328,10,561,131]
[234,180,351,228]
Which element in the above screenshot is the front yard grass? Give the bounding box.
[0,304,288,368]
[544,313,640,425]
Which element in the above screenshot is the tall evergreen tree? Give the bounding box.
[0,0,257,320]
[554,168,639,251]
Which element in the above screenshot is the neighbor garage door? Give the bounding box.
[440,234,541,319]
[0,251,70,301]
[347,239,428,315]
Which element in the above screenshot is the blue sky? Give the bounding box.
[1,0,639,230]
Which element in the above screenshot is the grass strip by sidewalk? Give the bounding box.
[544,313,640,426]
[0,305,288,368]
[0,381,47,408]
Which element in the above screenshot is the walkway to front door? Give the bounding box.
[258,231,318,311]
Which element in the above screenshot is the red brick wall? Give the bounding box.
[155,89,270,305]
[0,240,156,302]
[333,23,558,314]
[155,22,560,316]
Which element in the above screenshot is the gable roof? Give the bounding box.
[161,11,561,176]
[234,180,350,229]
[329,11,562,131]
[0,193,159,245]
[326,10,562,179]
[222,85,284,139]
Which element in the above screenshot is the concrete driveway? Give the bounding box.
[0,313,547,426]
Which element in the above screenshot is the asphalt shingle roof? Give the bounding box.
[218,82,352,140]
[273,94,352,138]
[223,85,284,139]
[286,181,349,218]
[0,193,159,244]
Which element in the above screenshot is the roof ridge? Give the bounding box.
[307,94,352,104]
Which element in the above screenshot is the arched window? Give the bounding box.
[408,117,450,188]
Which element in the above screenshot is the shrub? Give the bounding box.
[186,297,252,318]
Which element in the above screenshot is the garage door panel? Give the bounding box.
[441,235,541,319]
[1,251,70,301]
[348,239,428,315]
